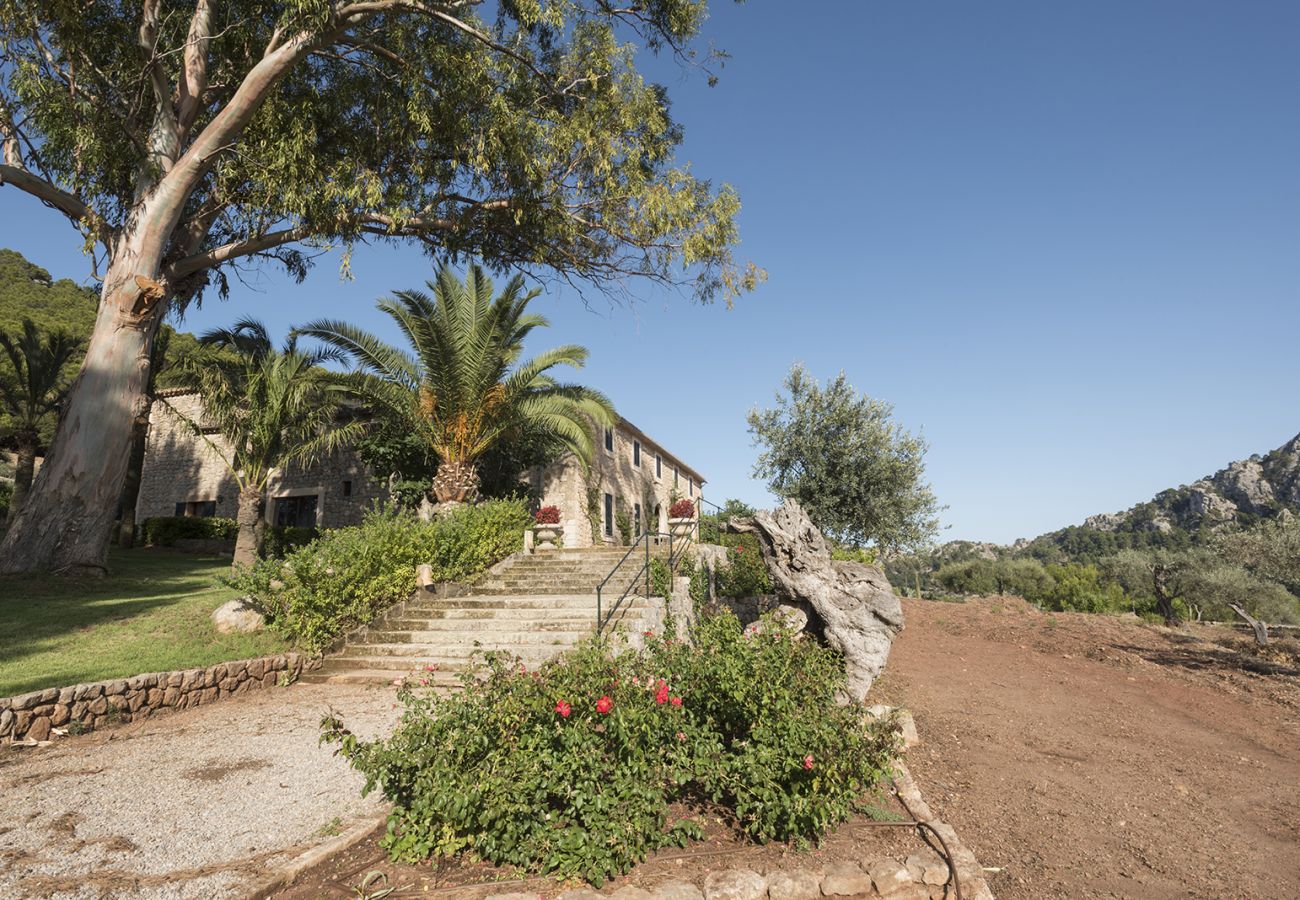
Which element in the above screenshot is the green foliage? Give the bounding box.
[264,525,318,560]
[323,609,897,886]
[0,479,11,522]
[298,266,615,500]
[172,319,361,497]
[830,544,880,566]
[1040,563,1127,614]
[1,4,757,306]
[748,365,940,551]
[1019,523,1194,568]
[0,318,83,447]
[615,505,634,545]
[227,501,530,650]
[141,516,239,546]
[1215,517,1300,595]
[649,557,672,599]
[715,540,772,598]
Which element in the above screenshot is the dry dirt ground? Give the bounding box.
[873,596,1300,899]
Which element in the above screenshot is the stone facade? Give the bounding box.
[137,393,705,548]
[527,418,707,547]
[0,653,317,743]
[135,390,389,529]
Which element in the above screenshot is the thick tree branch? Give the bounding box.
[177,0,215,136]
[0,164,110,243]
[165,226,313,278]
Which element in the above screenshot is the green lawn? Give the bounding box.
[0,549,290,697]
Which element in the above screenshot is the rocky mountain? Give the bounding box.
[1080,433,1300,535]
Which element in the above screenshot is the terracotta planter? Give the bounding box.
[533,524,560,550]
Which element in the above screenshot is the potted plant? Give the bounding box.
[668,498,696,540]
[533,505,562,550]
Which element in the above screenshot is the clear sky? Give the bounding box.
[2,1,1297,544]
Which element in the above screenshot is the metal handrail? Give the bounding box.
[595,528,692,634]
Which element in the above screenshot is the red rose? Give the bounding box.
[670,696,682,707]
[655,681,669,705]
[802,754,814,770]
[596,695,613,714]
[555,700,571,718]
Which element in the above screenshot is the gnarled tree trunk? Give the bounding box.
[727,500,904,702]
[432,459,480,504]
[233,488,266,570]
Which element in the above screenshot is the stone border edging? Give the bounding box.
[244,813,386,900]
[0,652,320,744]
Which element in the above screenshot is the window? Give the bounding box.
[655,454,662,479]
[689,478,694,497]
[674,466,679,487]
[634,503,642,535]
[174,500,216,518]
[603,492,614,537]
[604,427,614,452]
[633,440,641,467]
[342,480,353,497]
[275,495,318,528]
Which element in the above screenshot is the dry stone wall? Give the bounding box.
[0,652,319,743]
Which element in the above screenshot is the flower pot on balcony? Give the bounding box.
[533,524,560,550]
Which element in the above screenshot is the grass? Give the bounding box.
[0,548,290,697]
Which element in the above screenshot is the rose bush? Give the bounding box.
[323,609,899,884]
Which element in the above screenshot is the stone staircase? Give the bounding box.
[304,545,672,686]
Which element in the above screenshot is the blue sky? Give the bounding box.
[2,1,1298,543]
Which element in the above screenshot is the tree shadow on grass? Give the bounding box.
[0,549,236,693]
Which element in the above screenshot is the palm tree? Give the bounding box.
[0,320,82,525]
[170,319,361,568]
[297,265,615,504]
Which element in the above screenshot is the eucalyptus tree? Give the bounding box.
[170,319,360,568]
[0,320,82,523]
[0,0,758,574]
[298,264,615,504]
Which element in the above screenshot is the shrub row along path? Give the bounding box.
[876,596,1300,899]
[0,683,401,899]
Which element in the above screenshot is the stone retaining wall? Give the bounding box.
[0,652,319,744]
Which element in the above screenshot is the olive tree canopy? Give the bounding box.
[0,0,758,573]
[748,365,941,552]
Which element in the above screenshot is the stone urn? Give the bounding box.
[532,524,560,550]
[668,517,696,541]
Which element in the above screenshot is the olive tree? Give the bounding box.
[748,364,940,551]
[0,0,758,574]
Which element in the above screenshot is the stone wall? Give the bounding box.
[0,652,319,744]
[529,417,706,548]
[137,391,389,528]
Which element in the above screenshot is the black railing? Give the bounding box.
[695,496,728,544]
[595,526,694,634]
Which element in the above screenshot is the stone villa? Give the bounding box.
[135,389,706,546]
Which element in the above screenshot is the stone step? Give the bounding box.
[405,595,644,611]
[354,630,591,648]
[363,616,602,634]
[325,650,565,668]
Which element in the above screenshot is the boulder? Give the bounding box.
[211,598,265,634]
[702,870,766,900]
[727,501,903,700]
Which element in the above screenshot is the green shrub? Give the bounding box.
[264,525,318,559]
[830,544,879,565]
[715,539,772,598]
[1042,563,1127,613]
[226,500,530,650]
[0,480,11,523]
[323,609,897,885]
[141,516,238,546]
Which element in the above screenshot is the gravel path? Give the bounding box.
[0,682,403,900]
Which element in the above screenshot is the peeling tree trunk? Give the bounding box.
[233,488,266,570]
[0,246,168,575]
[6,439,37,526]
[116,412,151,548]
